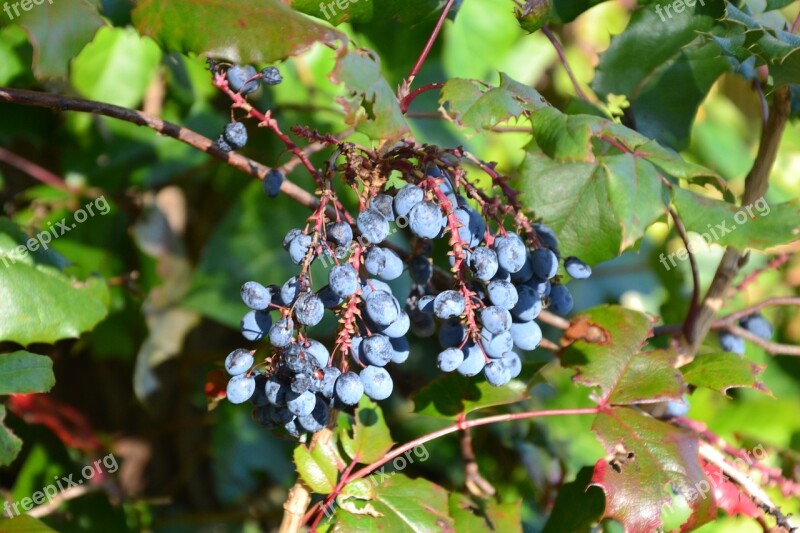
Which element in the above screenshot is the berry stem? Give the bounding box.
[403,0,456,88]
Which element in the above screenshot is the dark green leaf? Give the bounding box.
[0,405,22,467]
[682,352,769,396]
[132,0,345,63]
[289,0,444,25]
[0,514,56,531]
[542,466,604,532]
[0,351,54,394]
[449,493,522,532]
[338,397,394,464]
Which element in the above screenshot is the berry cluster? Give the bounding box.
[719,313,773,355]
[220,159,592,439]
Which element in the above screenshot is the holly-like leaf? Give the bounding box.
[412,365,538,419]
[673,188,800,250]
[289,0,444,25]
[591,408,715,532]
[542,466,605,532]
[0,351,54,395]
[591,0,728,150]
[338,397,394,464]
[15,0,105,79]
[0,514,56,531]
[449,493,522,532]
[0,405,22,466]
[332,474,455,531]
[681,352,769,396]
[132,0,345,64]
[561,305,685,405]
[331,48,409,142]
[0,218,110,346]
[294,433,343,494]
[439,73,549,133]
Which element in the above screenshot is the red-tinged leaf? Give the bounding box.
[681,353,770,397]
[132,0,345,64]
[591,408,716,533]
[701,460,760,518]
[561,305,685,405]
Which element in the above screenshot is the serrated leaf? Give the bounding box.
[439,73,549,133]
[294,435,343,494]
[0,218,110,345]
[0,351,54,395]
[15,0,105,79]
[0,405,22,466]
[561,305,685,405]
[673,188,800,250]
[332,474,455,532]
[591,408,715,532]
[591,0,728,149]
[0,514,57,531]
[290,0,444,25]
[412,371,532,419]
[132,0,344,64]
[331,48,409,142]
[339,397,394,464]
[542,466,605,532]
[449,493,522,532]
[681,352,769,396]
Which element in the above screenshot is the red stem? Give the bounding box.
[405,0,456,85]
[0,146,72,192]
[541,26,590,103]
[308,454,361,531]
[400,82,445,113]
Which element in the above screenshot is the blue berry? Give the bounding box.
[261,66,283,85]
[370,194,396,221]
[227,374,256,404]
[263,169,284,198]
[227,65,259,94]
[510,254,534,283]
[534,223,560,256]
[511,285,542,322]
[494,234,527,273]
[298,398,329,432]
[362,334,393,367]
[265,377,289,405]
[283,229,304,251]
[479,329,513,358]
[360,278,392,299]
[434,290,465,319]
[510,320,542,351]
[565,256,591,279]
[719,331,745,355]
[286,390,317,416]
[365,290,400,326]
[437,347,464,372]
[488,280,519,310]
[531,249,558,280]
[480,306,512,334]
[377,311,410,338]
[418,295,436,314]
[409,202,443,239]
[484,361,511,386]
[502,352,522,378]
[317,285,343,308]
[393,184,424,217]
[357,208,390,244]
[281,276,303,306]
[739,313,773,340]
[457,342,486,376]
[329,264,359,297]
[548,285,573,315]
[326,221,353,248]
[302,339,330,367]
[241,281,272,310]
[224,122,248,150]
[469,247,499,281]
[284,418,304,438]
[408,256,433,284]
[360,366,393,400]
[269,317,294,347]
[214,135,232,153]
[295,293,324,327]
[288,233,312,265]
[225,348,254,376]
[389,336,410,364]
[365,247,403,280]
[661,398,690,418]
[438,318,467,348]
[241,310,272,341]
[334,372,364,405]
[319,367,341,398]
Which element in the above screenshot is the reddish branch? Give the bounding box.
[541,26,590,103]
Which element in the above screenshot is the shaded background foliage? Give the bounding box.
[0,0,799,531]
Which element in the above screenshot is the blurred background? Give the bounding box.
[0,0,799,530]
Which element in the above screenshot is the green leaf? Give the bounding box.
[0,405,22,467]
[338,397,394,464]
[449,493,522,532]
[0,351,54,395]
[550,0,607,23]
[561,305,685,405]
[542,466,605,533]
[0,514,56,531]
[71,26,162,108]
[681,352,769,396]
[332,474,454,531]
[412,367,535,419]
[439,73,549,133]
[289,0,443,25]
[15,0,105,79]
[0,218,110,345]
[591,0,728,149]
[673,188,800,250]
[294,435,343,494]
[764,0,795,10]
[591,407,715,532]
[331,48,409,142]
[132,0,345,64]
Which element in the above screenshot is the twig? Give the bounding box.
[714,296,800,326]
[724,325,800,357]
[399,82,444,113]
[0,146,73,192]
[668,207,701,338]
[541,26,590,103]
[734,254,790,292]
[279,482,312,533]
[404,0,455,86]
[26,484,96,518]
[538,310,570,330]
[459,418,496,498]
[685,86,791,351]
[0,87,320,210]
